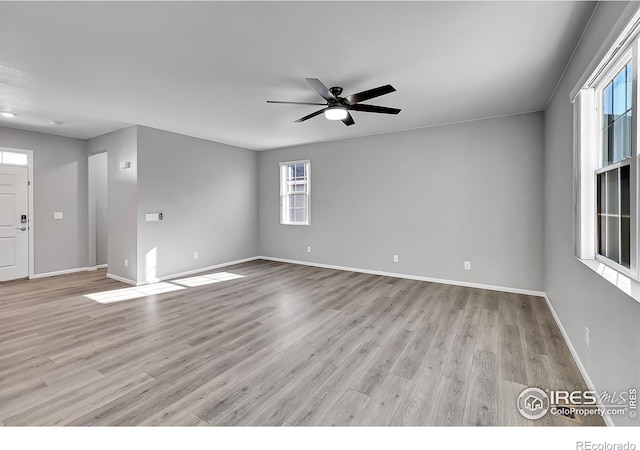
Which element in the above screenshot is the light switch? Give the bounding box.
[145,213,160,222]
[54,212,63,220]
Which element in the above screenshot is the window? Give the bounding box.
[574,13,640,281]
[280,160,310,225]
[596,62,633,269]
[0,151,28,166]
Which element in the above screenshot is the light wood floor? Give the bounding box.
[0,260,603,426]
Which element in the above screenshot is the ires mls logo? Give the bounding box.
[517,387,638,420]
[517,387,550,420]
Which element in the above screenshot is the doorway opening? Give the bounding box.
[88,152,108,270]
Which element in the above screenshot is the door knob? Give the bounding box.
[16,227,26,231]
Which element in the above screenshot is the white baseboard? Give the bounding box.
[258,256,545,297]
[106,273,137,286]
[134,256,261,286]
[31,267,89,279]
[30,258,258,286]
[543,294,613,427]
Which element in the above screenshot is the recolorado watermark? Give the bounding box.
[576,442,636,450]
[517,387,637,420]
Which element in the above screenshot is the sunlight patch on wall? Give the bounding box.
[145,247,158,284]
[597,262,632,295]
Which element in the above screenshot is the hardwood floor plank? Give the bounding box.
[530,295,555,326]
[499,323,528,385]
[482,290,500,311]
[498,292,519,327]
[286,343,382,426]
[171,413,210,426]
[356,373,409,426]
[497,379,532,426]
[431,376,469,426]
[244,361,338,426]
[443,297,482,382]
[350,328,413,396]
[5,372,155,426]
[476,308,499,353]
[523,351,557,391]
[318,389,371,426]
[517,295,547,355]
[389,321,438,380]
[539,323,584,385]
[390,347,448,425]
[431,302,463,352]
[462,349,498,426]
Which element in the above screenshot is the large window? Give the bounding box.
[280,160,310,225]
[574,15,640,281]
[596,62,633,268]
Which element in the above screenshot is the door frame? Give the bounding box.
[0,146,34,279]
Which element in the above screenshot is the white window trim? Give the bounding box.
[279,159,311,226]
[573,8,640,303]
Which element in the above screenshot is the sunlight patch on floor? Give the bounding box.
[85,282,185,304]
[84,272,245,304]
[171,272,245,287]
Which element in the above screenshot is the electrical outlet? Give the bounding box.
[124,259,128,268]
[194,252,199,260]
[585,327,590,348]
[393,254,399,263]
[307,246,311,253]
[464,261,471,270]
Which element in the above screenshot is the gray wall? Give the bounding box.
[259,112,545,292]
[136,126,258,282]
[0,126,88,274]
[544,1,640,426]
[88,152,108,267]
[88,126,138,282]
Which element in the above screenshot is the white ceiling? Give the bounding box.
[0,1,596,151]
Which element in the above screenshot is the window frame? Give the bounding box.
[592,49,637,277]
[575,33,640,282]
[0,150,29,166]
[279,159,311,226]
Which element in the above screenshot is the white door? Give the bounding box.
[0,165,28,281]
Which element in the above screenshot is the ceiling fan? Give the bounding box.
[267,78,400,126]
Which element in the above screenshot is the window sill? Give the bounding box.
[577,257,640,304]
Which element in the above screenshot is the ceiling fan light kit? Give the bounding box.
[324,106,348,121]
[267,78,401,126]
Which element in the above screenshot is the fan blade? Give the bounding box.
[346,84,396,105]
[349,104,401,115]
[295,108,327,122]
[267,100,326,106]
[306,78,336,101]
[342,112,355,126]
